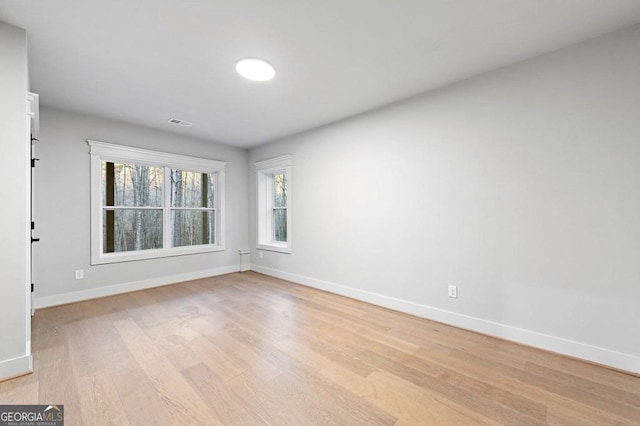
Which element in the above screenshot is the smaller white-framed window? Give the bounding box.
[88,140,226,265]
[255,155,292,254]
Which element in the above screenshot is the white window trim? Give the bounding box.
[88,140,226,265]
[254,155,292,254]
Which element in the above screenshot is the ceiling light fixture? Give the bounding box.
[235,58,275,82]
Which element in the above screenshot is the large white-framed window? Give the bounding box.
[88,140,226,264]
[255,155,292,254]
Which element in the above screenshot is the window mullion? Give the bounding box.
[102,206,164,210]
[163,166,171,249]
[266,173,274,244]
[201,173,208,244]
[169,207,215,211]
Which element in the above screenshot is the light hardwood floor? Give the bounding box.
[1,272,638,425]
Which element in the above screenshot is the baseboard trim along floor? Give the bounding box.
[251,265,640,375]
[34,265,239,310]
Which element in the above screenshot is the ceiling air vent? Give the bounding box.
[168,118,193,127]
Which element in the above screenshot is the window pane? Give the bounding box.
[273,209,287,242]
[172,210,215,247]
[103,209,163,253]
[102,161,163,207]
[171,170,215,208]
[273,173,287,207]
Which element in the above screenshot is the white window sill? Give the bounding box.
[256,243,291,254]
[91,244,225,265]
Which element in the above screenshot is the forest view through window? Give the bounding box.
[102,163,217,253]
[103,162,164,253]
[273,172,287,242]
[170,169,216,247]
[89,140,226,264]
[255,155,291,254]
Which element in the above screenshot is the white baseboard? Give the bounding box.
[34,265,239,309]
[0,354,32,382]
[251,265,640,375]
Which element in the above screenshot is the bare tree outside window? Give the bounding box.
[171,169,216,247]
[102,163,217,252]
[102,161,163,253]
[273,172,287,242]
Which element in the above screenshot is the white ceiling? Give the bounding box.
[2,1,640,148]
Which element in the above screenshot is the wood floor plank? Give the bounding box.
[107,362,173,425]
[545,405,628,426]
[0,377,38,405]
[275,338,333,371]
[188,332,247,382]
[266,370,397,425]
[523,361,640,420]
[220,315,397,424]
[322,363,484,425]
[367,370,500,425]
[66,318,109,379]
[36,337,83,425]
[524,361,640,409]
[356,325,422,355]
[114,318,222,425]
[208,328,284,383]
[182,363,268,425]
[1,271,638,425]
[346,341,546,424]
[401,353,548,423]
[226,371,303,425]
[414,346,631,425]
[77,372,130,426]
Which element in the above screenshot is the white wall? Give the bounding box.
[33,107,249,307]
[249,25,640,373]
[0,21,31,379]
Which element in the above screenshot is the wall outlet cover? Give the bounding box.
[448,285,457,298]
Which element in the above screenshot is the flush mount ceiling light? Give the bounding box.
[235,58,275,82]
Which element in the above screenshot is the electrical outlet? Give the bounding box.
[448,285,457,298]
[75,269,84,280]
[259,251,264,259]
